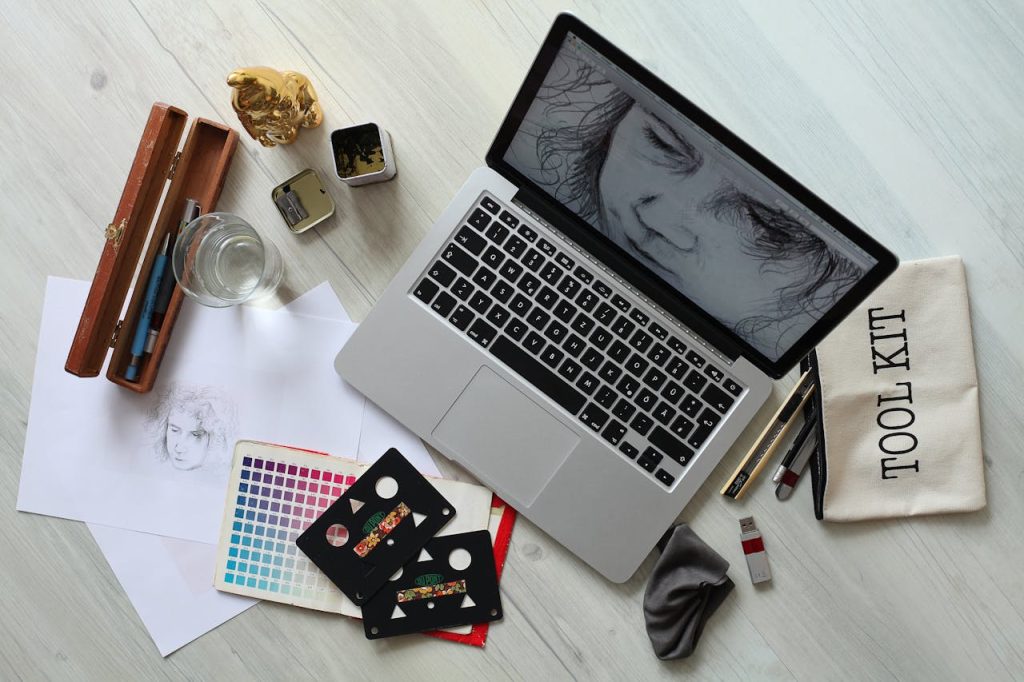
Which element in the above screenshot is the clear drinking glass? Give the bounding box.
[172,212,283,307]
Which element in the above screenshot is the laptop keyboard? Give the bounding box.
[410,193,746,489]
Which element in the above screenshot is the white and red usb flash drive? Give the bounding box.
[739,516,771,584]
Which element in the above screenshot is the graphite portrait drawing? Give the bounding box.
[504,40,869,359]
[145,382,238,476]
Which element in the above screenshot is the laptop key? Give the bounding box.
[652,401,676,425]
[537,238,556,256]
[611,294,631,312]
[617,376,640,398]
[574,266,594,284]
[631,413,654,436]
[485,222,510,245]
[683,369,708,393]
[553,300,577,323]
[499,210,519,228]
[526,308,550,330]
[523,248,545,271]
[542,322,566,345]
[413,278,439,304]
[482,245,505,269]
[540,345,564,369]
[490,336,585,415]
[555,252,575,269]
[667,336,687,355]
[625,353,649,377]
[491,280,514,303]
[629,308,650,326]
[558,358,582,382]
[498,261,523,285]
[468,208,491,229]
[612,399,636,421]
[685,350,706,368]
[524,331,545,354]
[630,329,653,352]
[571,313,596,335]
[637,447,663,472]
[509,294,532,316]
[647,343,670,366]
[648,322,668,340]
[643,367,667,391]
[703,384,735,413]
[650,426,695,466]
[486,305,510,329]
[562,333,586,357]
[590,326,613,350]
[518,273,541,296]
[704,364,725,382]
[608,340,631,363]
[635,388,657,411]
[601,419,626,445]
[577,289,599,312]
[595,384,617,409]
[598,360,622,384]
[455,225,487,254]
[503,234,527,258]
[480,196,500,214]
[580,347,603,371]
[619,441,639,459]
[557,276,582,298]
[505,318,528,341]
[595,302,617,325]
[472,267,496,290]
[611,316,636,339]
[576,372,599,395]
[579,403,609,431]
[441,243,476,276]
[536,286,559,309]
[468,291,492,314]
[655,469,675,486]
[666,357,689,380]
[661,380,684,404]
[467,319,496,348]
[539,262,563,285]
[670,415,694,439]
[723,378,743,396]
[593,280,613,297]
[687,418,715,450]
[449,305,474,331]
[428,261,457,287]
[517,223,536,241]
[431,291,457,317]
[452,277,474,301]
[680,395,702,418]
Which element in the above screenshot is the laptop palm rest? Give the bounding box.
[432,366,580,507]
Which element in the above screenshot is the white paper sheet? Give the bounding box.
[18,277,364,544]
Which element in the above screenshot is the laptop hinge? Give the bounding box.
[511,197,738,368]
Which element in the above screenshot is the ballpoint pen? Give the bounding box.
[144,199,200,354]
[125,232,171,381]
[772,408,816,484]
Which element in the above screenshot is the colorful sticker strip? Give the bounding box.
[397,580,467,603]
[353,502,411,557]
[214,441,365,615]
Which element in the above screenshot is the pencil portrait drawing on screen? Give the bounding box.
[504,38,868,360]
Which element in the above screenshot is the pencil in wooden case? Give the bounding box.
[721,370,816,500]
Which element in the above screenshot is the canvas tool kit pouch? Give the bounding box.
[806,256,986,521]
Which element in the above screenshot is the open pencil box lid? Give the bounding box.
[65,102,238,393]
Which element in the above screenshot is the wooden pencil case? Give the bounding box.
[65,102,239,393]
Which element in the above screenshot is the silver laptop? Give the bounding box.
[336,14,896,581]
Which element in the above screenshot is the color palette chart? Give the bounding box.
[214,440,366,616]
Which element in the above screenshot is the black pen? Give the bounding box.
[772,408,816,484]
[144,199,200,354]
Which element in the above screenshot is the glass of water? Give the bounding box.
[172,212,283,307]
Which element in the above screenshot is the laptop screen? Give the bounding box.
[501,31,879,362]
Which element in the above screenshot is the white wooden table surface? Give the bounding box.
[2,1,1023,679]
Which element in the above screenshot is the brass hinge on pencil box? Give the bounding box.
[65,102,239,393]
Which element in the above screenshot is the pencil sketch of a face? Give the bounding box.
[146,382,237,472]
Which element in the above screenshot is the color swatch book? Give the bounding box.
[214,440,492,620]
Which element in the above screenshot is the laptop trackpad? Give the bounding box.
[432,366,580,507]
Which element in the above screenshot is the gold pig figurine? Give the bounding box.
[227,67,323,147]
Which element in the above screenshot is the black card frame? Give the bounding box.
[361,530,502,639]
[296,448,455,605]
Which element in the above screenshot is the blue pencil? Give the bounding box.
[125,233,170,381]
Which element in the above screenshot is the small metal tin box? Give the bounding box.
[271,168,335,233]
[331,122,397,186]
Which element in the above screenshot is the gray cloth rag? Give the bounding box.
[643,524,734,660]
